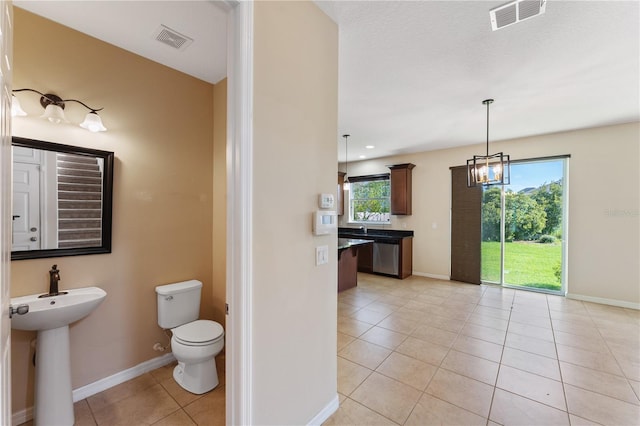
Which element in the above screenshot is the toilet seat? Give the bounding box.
[173,320,224,347]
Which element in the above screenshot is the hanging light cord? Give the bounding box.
[343,134,350,179]
[483,98,493,157]
[13,88,103,113]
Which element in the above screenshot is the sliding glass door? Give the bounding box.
[481,158,568,294]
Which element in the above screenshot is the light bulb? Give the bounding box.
[80,112,107,132]
[40,104,67,124]
[11,95,27,117]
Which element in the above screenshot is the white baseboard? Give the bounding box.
[412,271,450,281]
[307,394,339,426]
[12,352,176,425]
[72,352,176,401]
[11,406,32,426]
[566,293,640,310]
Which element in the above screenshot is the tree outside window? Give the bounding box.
[349,177,391,223]
[482,179,563,242]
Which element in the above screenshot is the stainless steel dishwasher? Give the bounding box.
[372,241,399,276]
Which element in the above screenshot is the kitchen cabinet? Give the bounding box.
[337,172,345,216]
[399,237,413,279]
[356,242,373,273]
[389,163,415,215]
[338,239,374,292]
[356,237,412,279]
[339,228,413,279]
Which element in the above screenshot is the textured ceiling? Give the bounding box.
[316,1,640,161]
[13,1,639,162]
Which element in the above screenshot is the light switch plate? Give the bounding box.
[316,245,329,266]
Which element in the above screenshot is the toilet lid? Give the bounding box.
[173,320,224,345]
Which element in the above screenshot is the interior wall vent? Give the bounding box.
[153,25,194,51]
[490,0,546,31]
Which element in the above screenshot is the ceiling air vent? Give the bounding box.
[153,25,194,51]
[490,0,546,31]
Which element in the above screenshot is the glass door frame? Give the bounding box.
[481,156,570,296]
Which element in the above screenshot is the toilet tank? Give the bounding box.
[156,279,202,329]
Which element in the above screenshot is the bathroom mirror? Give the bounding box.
[11,137,114,260]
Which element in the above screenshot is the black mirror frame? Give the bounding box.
[11,136,114,261]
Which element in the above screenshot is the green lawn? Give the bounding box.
[481,241,562,291]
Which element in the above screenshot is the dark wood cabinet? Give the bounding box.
[399,237,413,279]
[356,237,412,279]
[337,172,345,216]
[338,247,359,292]
[356,242,373,273]
[389,163,415,215]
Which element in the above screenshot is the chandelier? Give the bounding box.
[467,99,510,187]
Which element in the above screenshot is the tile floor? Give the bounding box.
[20,356,225,426]
[325,273,640,426]
[19,274,640,425]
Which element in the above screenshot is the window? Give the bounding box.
[348,174,391,223]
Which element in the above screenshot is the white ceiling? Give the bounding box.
[14,1,639,162]
[13,0,229,84]
[318,0,640,161]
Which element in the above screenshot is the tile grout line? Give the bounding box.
[564,300,640,410]
[343,291,414,426]
[337,278,640,426]
[484,287,515,425]
[399,285,475,426]
[343,284,461,425]
[546,293,572,422]
[403,284,498,425]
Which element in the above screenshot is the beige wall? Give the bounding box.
[343,122,640,306]
[252,1,338,423]
[10,8,219,414]
[213,79,227,327]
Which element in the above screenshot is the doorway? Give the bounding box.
[481,157,568,294]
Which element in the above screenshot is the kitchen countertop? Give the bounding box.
[338,227,414,243]
[338,238,374,251]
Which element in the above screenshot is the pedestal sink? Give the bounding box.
[10,287,107,426]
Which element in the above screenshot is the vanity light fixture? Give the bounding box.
[467,99,510,187]
[12,88,107,132]
[342,134,351,191]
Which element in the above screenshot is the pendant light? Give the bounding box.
[467,99,510,187]
[342,134,351,190]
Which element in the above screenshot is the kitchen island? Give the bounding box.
[338,238,374,292]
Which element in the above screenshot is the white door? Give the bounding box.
[0,1,13,424]
[12,162,41,251]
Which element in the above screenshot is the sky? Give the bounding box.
[506,160,564,193]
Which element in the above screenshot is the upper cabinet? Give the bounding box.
[389,163,415,215]
[337,171,346,216]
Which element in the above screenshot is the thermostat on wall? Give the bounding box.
[318,193,335,209]
[313,210,337,235]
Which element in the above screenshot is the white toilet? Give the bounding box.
[156,279,224,394]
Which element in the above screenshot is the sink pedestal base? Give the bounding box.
[34,326,74,426]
